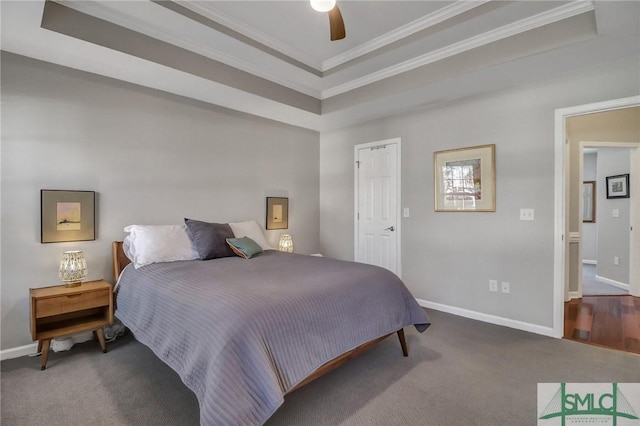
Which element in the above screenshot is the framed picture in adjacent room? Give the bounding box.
[434,144,496,212]
[41,190,95,243]
[266,197,289,229]
[605,174,629,199]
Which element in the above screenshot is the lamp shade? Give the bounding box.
[59,250,87,287]
[310,0,336,12]
[278,234,294,253]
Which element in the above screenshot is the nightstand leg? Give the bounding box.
[37,340,43,354]
[96,328,107,353]
[40,339,51,370]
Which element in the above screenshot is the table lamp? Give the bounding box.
[59,250,87,287]
[278,234,294,253]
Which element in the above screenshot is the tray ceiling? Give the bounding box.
[2,1,639,131]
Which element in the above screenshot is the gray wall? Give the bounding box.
[319,58,639,328]
[582,152,597,262]
[596,148,631,284]
[1,52,320,350]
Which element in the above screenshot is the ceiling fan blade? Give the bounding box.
[328,5,345,41]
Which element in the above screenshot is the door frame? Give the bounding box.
[553,95,639,338]
[354,138,402,277]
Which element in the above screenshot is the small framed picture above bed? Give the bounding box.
[266,197,289,229]
[41,190,95,243]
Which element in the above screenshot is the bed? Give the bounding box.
[112,227,430,425]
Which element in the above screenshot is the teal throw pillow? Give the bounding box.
[226,237,264,259]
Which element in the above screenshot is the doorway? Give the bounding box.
[354,138,402,276]
[580,145,632,297]
[553,96,640,339]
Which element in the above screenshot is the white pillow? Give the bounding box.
[123,224,199,269]
[228,220,273,250]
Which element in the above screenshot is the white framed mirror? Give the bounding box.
[582,181,595,223]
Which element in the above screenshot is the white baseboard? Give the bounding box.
[1,331,94,361]
[416,298,556,338]
[568,291,581,301]
[1,343,38,361]
[595,275,629,291]
[582,259,597,265]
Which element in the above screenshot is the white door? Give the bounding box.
[354,139,400,275]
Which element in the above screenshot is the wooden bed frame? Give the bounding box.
[111,241,408,394]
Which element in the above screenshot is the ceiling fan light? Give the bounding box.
[310,0,336,13]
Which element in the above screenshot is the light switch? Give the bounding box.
[612,209,620,218]
[403,208,410,218]
[520,209,535,221]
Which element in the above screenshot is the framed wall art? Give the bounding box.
[266,197,289,230]
[434,144,495,212]
[41,190,95,243]
[605,174,629,199]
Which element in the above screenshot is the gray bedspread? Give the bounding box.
[115,250,430,425]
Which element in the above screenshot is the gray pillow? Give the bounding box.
[184,218,235,260]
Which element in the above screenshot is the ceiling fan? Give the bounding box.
[310,0,346,41]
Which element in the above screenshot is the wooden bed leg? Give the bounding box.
[397,329,408,357]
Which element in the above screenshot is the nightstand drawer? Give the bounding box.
[35,289,110,318]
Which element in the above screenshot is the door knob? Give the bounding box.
[384,226,395,232]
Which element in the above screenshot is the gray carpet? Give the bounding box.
[582,264,628,296]
[2,309,639,425]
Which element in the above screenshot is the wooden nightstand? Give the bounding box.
[29,279,114,370]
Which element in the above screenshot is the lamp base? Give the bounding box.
[64,281,82,288]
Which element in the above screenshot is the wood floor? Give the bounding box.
[564,295,640,355]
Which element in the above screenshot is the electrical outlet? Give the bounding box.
[489,280,498,292]
[614,256,619,266]
[501,281,510,294]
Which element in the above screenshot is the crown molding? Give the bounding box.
[176,1,323,71]
[321,1,595,99]
[58,1,322,98]
[175,1,492,74]
[321,0,490,72]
